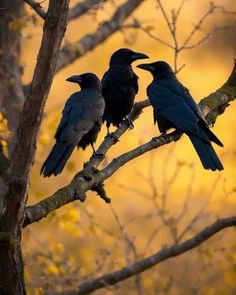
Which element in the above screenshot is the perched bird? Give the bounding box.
[41,73,105,177]
[137,61,224,171]
[102,48,148,134]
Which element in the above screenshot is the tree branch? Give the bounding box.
[24,60,236,227]
[68,0,108,21]
[56,0,143,73]
[24,0,108,21]
[24,0,46,19]
[57,216,236,295]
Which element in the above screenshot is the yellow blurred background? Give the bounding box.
[21,0,236,294]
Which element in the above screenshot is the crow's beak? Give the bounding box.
[66,75,82,84]
[131,52,149,61]
[137,63,155,72]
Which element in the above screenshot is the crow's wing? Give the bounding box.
[55,92,104,145]
[55,93,82,140]
[161,102,212,143]
[154,79,206,122]
[101,70,110,97]
[179,84,207,123]
[148,82,210,142]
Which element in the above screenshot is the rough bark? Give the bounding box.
[0,1,69,294]
[24,61,236,227]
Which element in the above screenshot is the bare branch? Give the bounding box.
[181,23,236,50]
[24,61,236,226]
[175,0,187,21]
[68,0,108,21]
[133,20,174,49]
[181,2,219,49]
[24,0,46,19]
[156,0,173,34]
[56,0,143,73]
[58,216,236,295]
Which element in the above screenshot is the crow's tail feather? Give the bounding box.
[200,121,223,147]
[189,135,224,171]
[41,142,75,177]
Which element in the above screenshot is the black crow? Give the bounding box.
[102,48,148,134]
[137,61,224,171]
[41,73,105,177]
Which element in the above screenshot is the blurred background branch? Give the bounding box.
[61,215,236,295]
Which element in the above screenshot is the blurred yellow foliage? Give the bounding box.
[45,264,60,276]
[143,276,154,287]
[54,243,64,255]
[8,17,26,32]
[59,208,82,237]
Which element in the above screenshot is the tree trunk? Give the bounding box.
[0,232,25,295]
[0,3,25,292]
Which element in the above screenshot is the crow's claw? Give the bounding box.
[152,136,159,142]
[82,171,93,181]
[105,132,119,143]
[102,195,111,203]
[122,118,134,129]
[152,132,169,142]
[93,152,104,160]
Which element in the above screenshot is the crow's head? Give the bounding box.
[66,73,102,91]
[137,61,174,79]
[110,48,148,65]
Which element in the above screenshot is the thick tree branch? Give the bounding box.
[56,0,143,73]
[24,61,236,226]
[24,0,46,19]
[68,0,108,21]
[58,216,236,295]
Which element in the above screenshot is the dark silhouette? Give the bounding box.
[41,73,105,177]
[137,61,224,171]
[102,48,148,134]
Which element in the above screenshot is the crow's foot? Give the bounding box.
[122,118,134,130]
[152,132,170,142]
[105,132,119,143]
[93,152,104,160]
